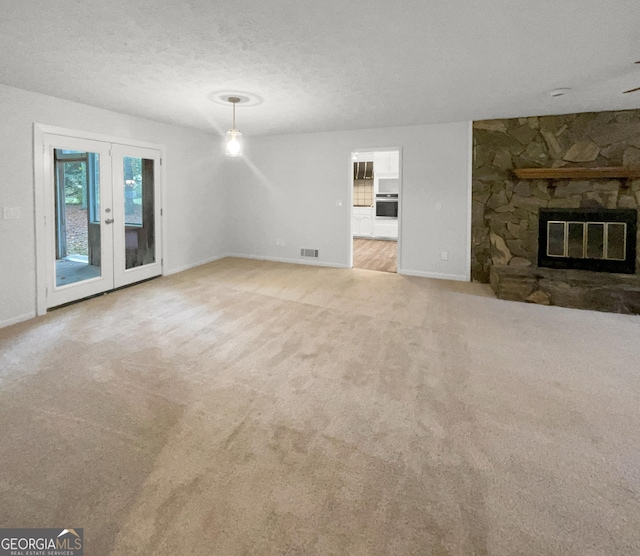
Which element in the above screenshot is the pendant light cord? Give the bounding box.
[228,96,240,130]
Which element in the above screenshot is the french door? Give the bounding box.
[43,133,162,308]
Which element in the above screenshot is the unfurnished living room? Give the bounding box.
[1,2,640,555]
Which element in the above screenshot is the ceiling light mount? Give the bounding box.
[208,91,263,107]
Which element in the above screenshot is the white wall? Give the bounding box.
[0,83,228,327]
[227,122,471,280]
[0,83,472,328]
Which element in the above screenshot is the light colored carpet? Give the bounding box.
[1,257,639,555]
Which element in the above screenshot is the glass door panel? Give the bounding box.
[123,156,156,269]
[54,149,102,286]
[112,145,162,288]
[44,135,114,309]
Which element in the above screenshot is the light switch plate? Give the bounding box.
[3,207,20,220]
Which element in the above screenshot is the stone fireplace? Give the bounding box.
[472,109,640,314]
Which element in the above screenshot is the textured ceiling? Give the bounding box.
[1,0,640,136]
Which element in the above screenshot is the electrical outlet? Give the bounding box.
[3,207,20,220]
[441,251,448,261]
[276,239,286,247]
[435,202,442,211]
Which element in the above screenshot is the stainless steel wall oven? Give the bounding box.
[375,193,398,218]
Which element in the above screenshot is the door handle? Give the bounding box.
[105,218,114,224]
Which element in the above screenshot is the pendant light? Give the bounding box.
[225,96,243,157]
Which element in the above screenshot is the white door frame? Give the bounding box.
[348,147,403,271]
[33,124,167,316]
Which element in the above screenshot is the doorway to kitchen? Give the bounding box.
[350,149,401,273]
[35,126,163,312]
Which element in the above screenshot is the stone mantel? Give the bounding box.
[512,167,640,181]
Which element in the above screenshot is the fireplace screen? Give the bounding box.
[547,221,627,260]
[539,209,636,274]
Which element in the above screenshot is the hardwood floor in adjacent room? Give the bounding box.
[353,238,397,273]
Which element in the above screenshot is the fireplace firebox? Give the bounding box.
[538,208,637,274]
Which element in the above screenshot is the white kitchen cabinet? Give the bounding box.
[374,219,398,239]
[352,207,373,237]
[359,214,372,236]
[374,151,399,178]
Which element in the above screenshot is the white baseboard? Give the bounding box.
[0,311,37,329]
[164,254,228,276]
[398,268,469,282]
[227,253,349,269]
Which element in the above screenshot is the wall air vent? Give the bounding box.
[300,248,319,258]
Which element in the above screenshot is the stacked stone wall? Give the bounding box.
[472,110,640,283]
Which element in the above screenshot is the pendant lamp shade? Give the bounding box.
[225,129,243,157]
[225,97,243,157]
